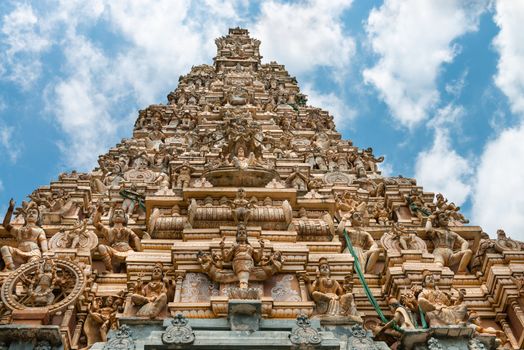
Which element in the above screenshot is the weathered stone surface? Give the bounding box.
[0,26,521,350]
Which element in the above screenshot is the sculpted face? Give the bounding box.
[237,147,245,158]
[437,212,449,227]
[423,274,435,288]
[319,262,330,277]
[238,188,246,199]
[113,208,126,224]
[236,225,247,243]
[152,265,163,280]
[26,207,40,224]
[351,212,363,227]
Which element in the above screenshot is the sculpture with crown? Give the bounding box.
[0,27,519,350]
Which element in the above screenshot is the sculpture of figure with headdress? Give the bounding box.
[220,224,264,289]
[131,263,169,318]
[94,205,142,273]
[425,210,472,274]
[417,271,468,326]
[302,258,362,323]
[1,199,48,270]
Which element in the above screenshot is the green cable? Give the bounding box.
[343,228,404,333]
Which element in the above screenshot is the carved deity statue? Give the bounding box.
[381,223,427,254]
[376,297,417,335]
[405,188,431,219]
[94,205,142,273]
[435,193,469,224]
[425,210,472,274]
[198,225,283,291]
[60,219,89,249]
[231,188,252,225]
[130,263,169,318]
[24,258,58,306]
[1,199,48,270]
[84,294,125,347]
[417,271,468,327]
[494,229,522,252]
[341,211,380,274]
[302,258,362,323]
[220,224,264,289]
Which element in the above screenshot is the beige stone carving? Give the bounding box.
[48,219,98,252]
[94,206,142,273]
[198,224,283,290]
[425,210,472,274]
[130,263,170,318]
[84,293,125,347]
[1,200,48,270]
[302,258,362,323]
[417,271,468,326]
[381,223,427,254]
[340,212,380,273]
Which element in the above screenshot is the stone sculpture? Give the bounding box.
[341,211,380,273]
[302,257,362,323]
[94,205,142,273]
[417,271,468,326]
[425,210,472,274]
[1,199,48,270]
[130,263,170,318]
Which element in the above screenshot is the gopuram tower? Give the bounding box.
[0,28,522,350]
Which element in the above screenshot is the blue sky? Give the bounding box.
[1,0,524,239]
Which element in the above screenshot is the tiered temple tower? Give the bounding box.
[0,28,523,350]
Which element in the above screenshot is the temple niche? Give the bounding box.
[0,27,522,350]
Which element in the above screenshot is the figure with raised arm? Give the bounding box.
[1,199,48,270]
[94,205,142,273]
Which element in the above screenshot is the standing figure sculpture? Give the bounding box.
[341,211,380,274]
[302,258,362,323]
[425,210,472,274]
[1,199,48,271]
[220,224,263,289]
[94,205,142,273]
[131,263,169,319]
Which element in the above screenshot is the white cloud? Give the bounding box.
[0,123,20,162]
[252,0,355,77]
[470,1,524,239]
[493,1,524,115]
[445,69,468,98]
[302,83,356,129]
[1,0,358,171]
[472,125,524,238]
[363,0,487,127]
[0,3,51,88]
[415,105,472,206]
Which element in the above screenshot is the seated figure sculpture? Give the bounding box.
[341,211,380,273]
[131,263,169,318]
[303,257,362,323]
[94,205,142,273]
[417,271,468,327]
[1,199,48,270]
[425,210,472,274]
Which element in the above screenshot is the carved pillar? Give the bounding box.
[174,270,186,303]
[497,315,519,349]
[71,314,86,349]
[297,272,309,302]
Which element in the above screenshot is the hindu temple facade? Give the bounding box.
[0,28,522,350]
